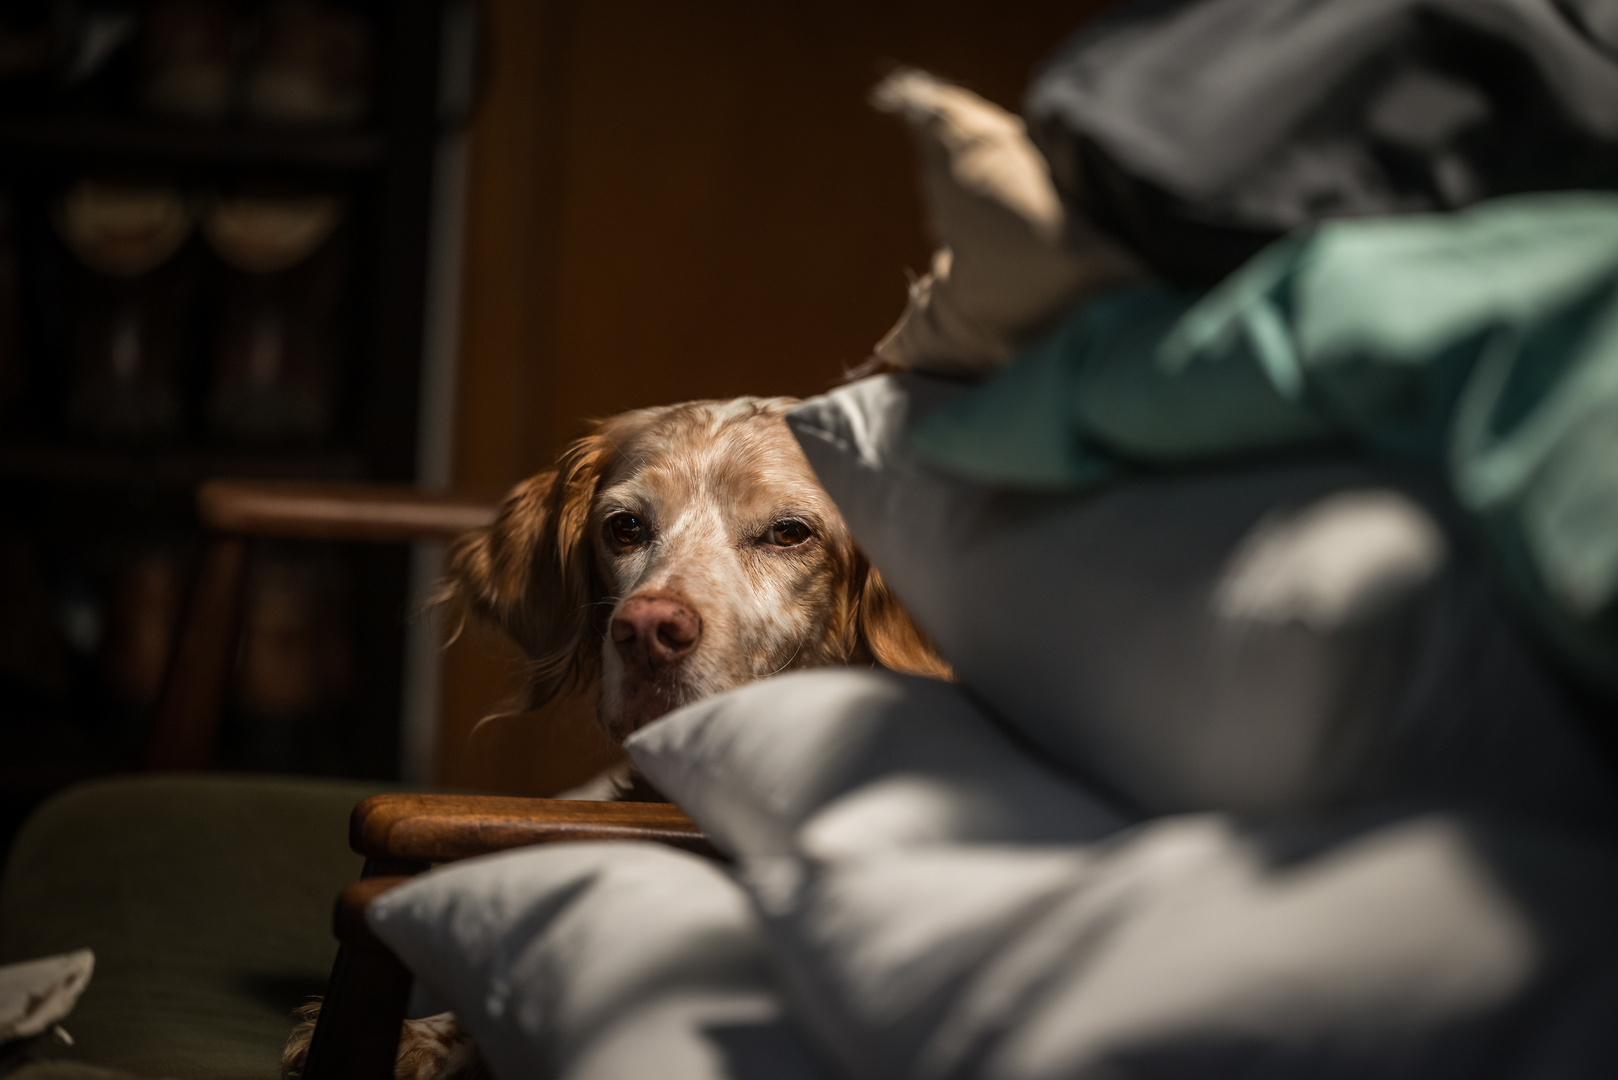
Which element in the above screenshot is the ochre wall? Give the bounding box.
[437,0,1117,793]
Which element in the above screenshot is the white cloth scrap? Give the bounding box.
[0,949,94,1044]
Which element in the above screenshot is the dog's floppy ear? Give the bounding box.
[852,558,954,680]
[441,429,616,709]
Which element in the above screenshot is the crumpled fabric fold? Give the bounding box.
[1026,0,1618,282]
[911,193,1618,698]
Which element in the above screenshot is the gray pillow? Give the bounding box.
[746,811,1618,1080]
[625,668,1128,860]
[785,375,1616,823]
[367,843,827,1080]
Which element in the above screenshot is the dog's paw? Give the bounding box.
[281,1000,483,1080]
[396,1012,483,1080]
[281,1000,321,1079]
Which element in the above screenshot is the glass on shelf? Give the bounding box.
[0,3,62,99]
[139,0,235,122]
[203,191,346,444]
[54,180,198,443]
[244,0,373,128]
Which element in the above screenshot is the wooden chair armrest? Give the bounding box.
[350,793,718,862]
[197,479,497,543]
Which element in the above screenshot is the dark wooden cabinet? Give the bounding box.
[0,0,456,833]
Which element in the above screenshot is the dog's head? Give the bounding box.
[443,397,948,740]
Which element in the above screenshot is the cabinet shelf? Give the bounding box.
[0,441,366,488]
[0,114,387,173]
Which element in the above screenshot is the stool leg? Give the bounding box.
[300,866,421,1080]
[147,534,251,769]
[300,943,413,1080]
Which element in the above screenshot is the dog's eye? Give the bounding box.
[763,519,812,547]
[605,513,646,546]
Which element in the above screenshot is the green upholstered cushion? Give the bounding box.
[4,1064,145,1080]
[0,774,393,1080]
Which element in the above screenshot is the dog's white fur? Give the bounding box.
[593,398,851,738]
[443,396,948,741]
[283,398,946,1080]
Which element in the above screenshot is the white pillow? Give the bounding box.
[868,69,1142,374]
[366,843,827,1080]
[625,668,1128,860]
[785,375,1616,821]
[746,812,1618,1080]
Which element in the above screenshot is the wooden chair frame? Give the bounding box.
[151,479,714,1079]
[146,480,497,770]
[303,795,714,1080]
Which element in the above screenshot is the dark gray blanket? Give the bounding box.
[1026,0,1618,281]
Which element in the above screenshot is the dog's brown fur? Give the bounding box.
[440,396,948,740]
[283,1002,485,1080]
[284,398,947,1080]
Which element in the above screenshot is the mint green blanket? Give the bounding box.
[912,193,1618,697]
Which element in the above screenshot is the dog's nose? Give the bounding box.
[611,595,701,670]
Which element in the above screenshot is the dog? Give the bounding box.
[443,395,949,747]
[283,397,948,1079]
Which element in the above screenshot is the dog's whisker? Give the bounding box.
[764,641,804,679]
